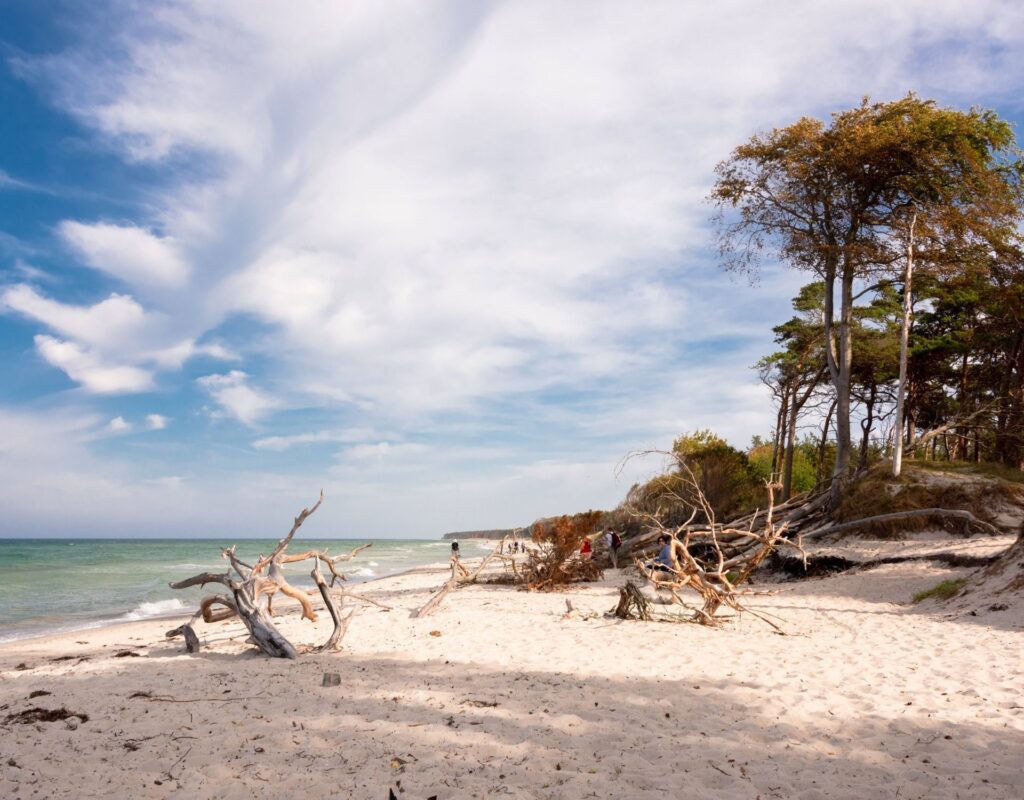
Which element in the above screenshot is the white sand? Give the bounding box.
[1,544,1022,799]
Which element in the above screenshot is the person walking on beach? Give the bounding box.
[450,540,470,577]
[603,529,622,569]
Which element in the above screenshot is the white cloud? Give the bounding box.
[106,415,132,433]
[147,475,184,488]
[10,260,55,283]
[197,370,278,425]
[146,413,169,430]
[252,427,379,451]
[2,284,235,392]
[41,0,1015,420]
[3,284,149,350]
[34,334,154,393]
[341,441,429,462]
[59,220,189,287]
[0,169,44,193]
[0,405,209,536]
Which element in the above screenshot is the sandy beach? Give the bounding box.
[1,540,1022,800]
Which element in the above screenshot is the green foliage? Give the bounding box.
[621,430,768,525]
[912,578,968,603]
[672,430,764,520]
[748,436,819,494]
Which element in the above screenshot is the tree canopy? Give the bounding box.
[711,94,1024,503]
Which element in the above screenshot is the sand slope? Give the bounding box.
[1,548,1022,799]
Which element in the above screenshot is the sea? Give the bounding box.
[0,537,494,643]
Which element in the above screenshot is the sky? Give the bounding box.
[1,0,1024,538]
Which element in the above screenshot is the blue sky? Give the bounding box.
[2,0,1023,538]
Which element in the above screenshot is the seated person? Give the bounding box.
[647,534,675,574]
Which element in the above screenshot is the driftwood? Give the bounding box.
[332,589,393,611]
[619,447,1013,629]
[414,550,500,618]
[613,581,651,621]
[166,492,377,658]
[620,452,802,629]
[713,505,1003,571]
[310,559,359,652]
[513,514,605,590]
[620,485,830,564]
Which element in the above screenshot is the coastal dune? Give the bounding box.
[1,551,1022,799]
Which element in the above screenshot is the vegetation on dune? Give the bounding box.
[913,578,968,603]
[836,463,1024,537]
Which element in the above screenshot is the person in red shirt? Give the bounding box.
[579,537,593,559]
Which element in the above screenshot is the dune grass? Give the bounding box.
[912,577,968,603]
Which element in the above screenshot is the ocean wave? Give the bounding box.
[368,561,379,567]
[119,598,188,621]
[353,567,376,577]
[169,563,220,570]
[0,598,190,644]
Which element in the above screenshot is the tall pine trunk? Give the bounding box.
[829,267,855,508]
[892,212,916,477]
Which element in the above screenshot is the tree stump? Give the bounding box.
[614,580,652,621]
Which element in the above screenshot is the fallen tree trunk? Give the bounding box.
[620,453,798,629]
[798,507,1004,539]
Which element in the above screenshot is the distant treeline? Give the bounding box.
[441,529,518,541]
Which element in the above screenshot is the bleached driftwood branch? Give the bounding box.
[166,492,377,658]
[414,548,501,618]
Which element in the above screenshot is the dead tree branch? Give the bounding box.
[414,549,501,618]
[167,492,376,658]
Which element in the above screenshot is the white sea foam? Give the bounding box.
[353,567,376,577]
[119,598,188,621]
[0,599,189,644]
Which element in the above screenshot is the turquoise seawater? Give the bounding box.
[0,538,491,642]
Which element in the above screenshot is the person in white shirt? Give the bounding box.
[603,529,622,568]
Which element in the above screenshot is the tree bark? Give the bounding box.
[816,395,837,485]
[771,387,790,479]
[892,212,916,477]
[858,383,876,471]
[782,386,799,500]
[829,265,855,508]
